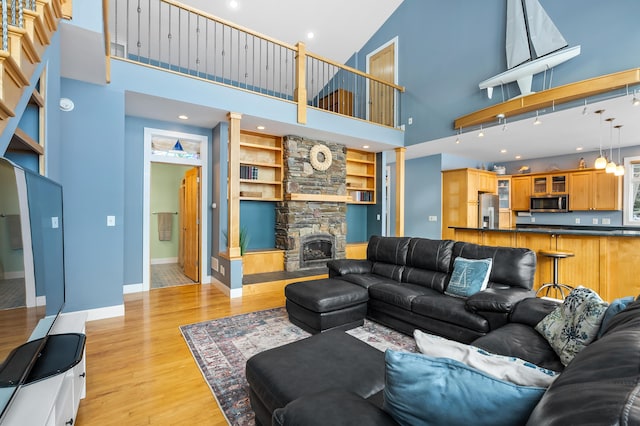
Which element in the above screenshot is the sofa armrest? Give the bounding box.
[509,297,561,327]
[327,259,373,278]
[272,390,398,426]
[465,287,536,314]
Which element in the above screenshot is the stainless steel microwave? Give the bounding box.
[530,195,569,212]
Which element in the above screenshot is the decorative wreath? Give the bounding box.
[309,144,333,171]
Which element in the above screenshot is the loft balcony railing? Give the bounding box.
[107,0,404,127]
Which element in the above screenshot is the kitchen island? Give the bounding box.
[452,226,640,302]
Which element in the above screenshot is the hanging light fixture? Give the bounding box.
[594,109,607,169]
[615,124,625,176]
[477,125,484,138]
[455,127,462,144]
[633,90,640,106]
[605,117,616,173]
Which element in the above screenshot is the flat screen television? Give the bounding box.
[0,157,66,421]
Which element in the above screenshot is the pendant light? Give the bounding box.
[615,124,625,176]
[605,118,616,173]
[594,110,607,169]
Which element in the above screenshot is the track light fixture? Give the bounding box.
[594,110,607,169]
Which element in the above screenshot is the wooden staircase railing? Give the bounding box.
[0,0,69,139]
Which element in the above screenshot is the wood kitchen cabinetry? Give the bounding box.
[497,176,512,228]
[511,175,531,211]
[569,169,622,211]
[442,168,497,239]
[532,173,568,195]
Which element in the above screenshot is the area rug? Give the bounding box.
[180,307,416,426]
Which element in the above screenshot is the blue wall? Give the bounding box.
[59,78,125,312]
[352,0,640,145]
[405,154,442,239]
[240,201,276,249]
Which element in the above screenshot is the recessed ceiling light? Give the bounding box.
[576,147,583,151]
[307,32,315,39]
[500,149,507,154]
[362,145,370,149]
[257,125,265,130]
[178,115,188,120]
[515,155,522,159]
[229,0,238,9]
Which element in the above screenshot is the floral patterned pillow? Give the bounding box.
[535,286,609,366]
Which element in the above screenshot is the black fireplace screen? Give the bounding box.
[300,234,335,268]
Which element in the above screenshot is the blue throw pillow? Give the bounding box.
[383,350,546,426]
[444,257,492,298]
[597,296,636,338]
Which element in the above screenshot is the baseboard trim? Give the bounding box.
[150,257,178,265]
[206,277,242,298]
[3,271,25,279]
[84,304,125,321]
[123,283,143,294]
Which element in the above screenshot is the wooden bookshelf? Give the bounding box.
[346,149,376,204]
[239,131,283,201]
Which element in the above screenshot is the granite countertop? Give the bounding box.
[451,225,640,237]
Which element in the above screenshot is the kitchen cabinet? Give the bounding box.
[532,173,568,195]
[569,169,621,211]
[511,176,531,211]
[441,168,497,239]
[497,176,512,228]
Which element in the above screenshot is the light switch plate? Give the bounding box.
[602,218,611,225]
[592,218,599,225]
[51,217,59,229]
[107,215,116,227]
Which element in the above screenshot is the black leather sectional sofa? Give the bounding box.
[246,236,640,425]
[328,235,537,342]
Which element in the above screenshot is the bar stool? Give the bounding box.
[536,249,575,300]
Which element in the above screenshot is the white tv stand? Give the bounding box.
[1,311,87,426]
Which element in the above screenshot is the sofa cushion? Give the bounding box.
[367,235,410,265]
[452,242,536,290]
[472,323,564,372]
[339,273,398,290]
[412,293,489,333]
[596,296,636,339]
[401,238,454,292]
[535,287,609,366]
[368,283,434,310]
[444,257,492,298]
[383,350,546,426]
[371,262,404,282]
[414,330,558,387]
[272,390,398,426]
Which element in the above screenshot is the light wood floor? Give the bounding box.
[75,283,286,425]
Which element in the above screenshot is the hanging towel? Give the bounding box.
[6,214,23,250]
[157,212,173,241]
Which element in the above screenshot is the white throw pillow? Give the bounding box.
[414,330,558,387]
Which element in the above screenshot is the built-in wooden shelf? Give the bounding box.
[239,131,283,201]
[346,149,376,204]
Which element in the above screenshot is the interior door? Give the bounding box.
[182,167,200,282]
[369,42,396,126]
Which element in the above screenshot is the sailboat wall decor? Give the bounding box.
[479,0,581,99]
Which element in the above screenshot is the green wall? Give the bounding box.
[150,163,192,262]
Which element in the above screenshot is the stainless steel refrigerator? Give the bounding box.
[478,193,499,229]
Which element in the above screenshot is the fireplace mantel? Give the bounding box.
[285,193,351,203]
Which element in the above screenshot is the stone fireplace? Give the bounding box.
[276,135,347,271]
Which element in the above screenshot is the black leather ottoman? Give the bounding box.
[285,278,369,334]
[246,329,386,426]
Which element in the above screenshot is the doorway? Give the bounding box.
[143,128,208,292]
[150,163,200,288]
[367,37,399,127]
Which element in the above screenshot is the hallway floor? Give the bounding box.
[150,263,196,288]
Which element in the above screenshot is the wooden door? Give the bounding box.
[369,43,395,126]
[182,167,200,282]
[178,180,185,268]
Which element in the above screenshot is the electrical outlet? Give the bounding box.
[107,215,116,227]
[531,217,536,223]
[428,216,438,222]
[51,217,59,229]
[592,218,599,225]
[602,218,611,225]
[211,257,219,272]
[575,218,581,224]
[377,214,381,221]
[220,265,225,276]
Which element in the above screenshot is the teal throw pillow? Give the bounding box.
[535,286,609,366]
[383,350,546,426]
[597,296,636,338]
[445,257,492,298]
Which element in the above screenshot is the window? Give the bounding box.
[623,156,640,225]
